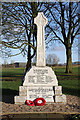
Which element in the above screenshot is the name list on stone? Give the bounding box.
[28,69,54,84]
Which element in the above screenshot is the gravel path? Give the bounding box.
[1,95,80,114]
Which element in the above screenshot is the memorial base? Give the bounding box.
[14,66,66,104]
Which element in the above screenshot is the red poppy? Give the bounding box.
[35,98,46,106]
[25,100,34,106]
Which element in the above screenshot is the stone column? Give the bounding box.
[34,12,48,67]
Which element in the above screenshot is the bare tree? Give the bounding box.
[1,2,80,74]
[1,2,43,71]
[46,54,60,65]
[44,2,80,73]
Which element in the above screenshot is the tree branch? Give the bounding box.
[47,25,65,45]
[67,2,72,41]
[59,2,66,40]
[45,4,61,27]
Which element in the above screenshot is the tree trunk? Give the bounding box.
[22,40,31,84]
[25,37,31,72]
[65,46,72,73]
[23,16,37,79]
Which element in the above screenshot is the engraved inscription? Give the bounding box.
[46,76,53,82]
[28,76,35,83]
[28,75,54,84]
[29,94,52,99]
[33,69,48,74]
[27,87,54,101]
[28,88,52,93]
[42,95,52,99]
[27,69,54,84]
[37,75,45,83]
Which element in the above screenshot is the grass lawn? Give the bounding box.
[1,65,80,97]
[2,67,25,81]
[53,66,80,97]
[1,67,24,95]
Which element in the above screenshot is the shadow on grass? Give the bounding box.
[2,77,23,81]
[62,87,80,97]
[2,88,18,104]
[2,75,23,77]
[55,71,77,76]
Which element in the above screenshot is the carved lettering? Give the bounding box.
[28,69,54,84]
[27,87,54,101]
[33,69,48,74]
[28,76,35,83]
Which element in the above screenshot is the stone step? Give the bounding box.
[14,94,66,104]
[14,96,27,104]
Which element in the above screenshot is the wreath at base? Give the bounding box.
[25,98,46,106]
[35,98,46,106]
[25,100,35,106]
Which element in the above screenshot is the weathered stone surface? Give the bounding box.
[23,66,58,86]
[55,90,62,95]
[27,86,54,102]
[54,86,62,95]
[55,94,66,103]
[14,96,27,104]
[34,12,48,67]
[55,86,62,91]
[19,86,27,96]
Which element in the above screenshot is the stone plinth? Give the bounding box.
[14,66,66,104]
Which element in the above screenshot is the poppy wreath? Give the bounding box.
[25,100,35,106]
[35,98,46,106]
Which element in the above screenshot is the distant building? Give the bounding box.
[63,63,66,65]
[14,62,19,67]
[64,61,80,65]
[58,64,64,66]
[19,62,26,67]
[14,62,26,68]
[72,61,80,65]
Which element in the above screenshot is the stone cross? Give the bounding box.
[34,12,48,67]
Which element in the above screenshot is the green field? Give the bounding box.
[1,66,80,97]
[53,66,80,97]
